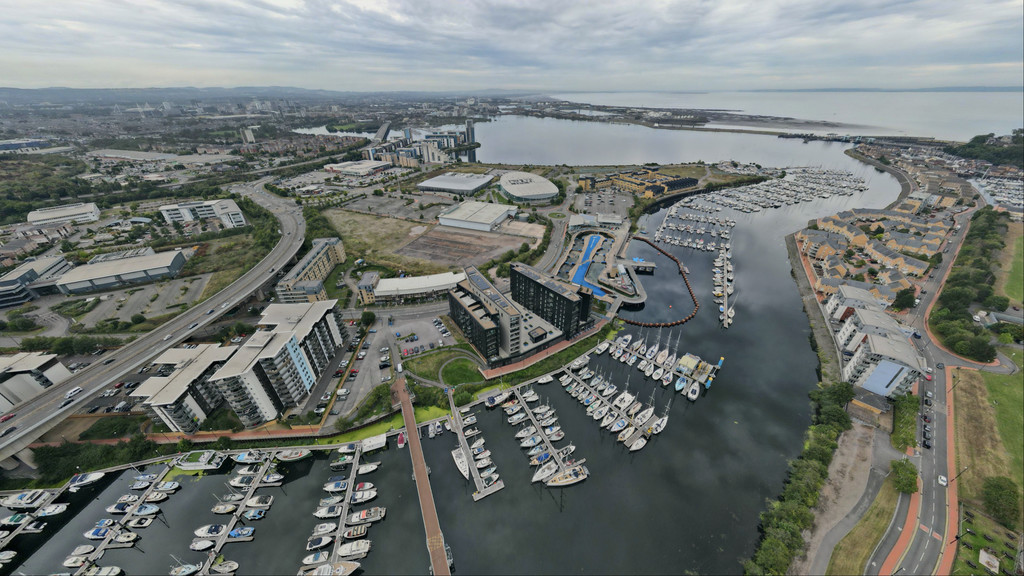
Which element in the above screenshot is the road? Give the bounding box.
[0,177,306,463]
[865,206,1016,575]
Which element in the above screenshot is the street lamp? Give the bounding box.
[952,466,969,483]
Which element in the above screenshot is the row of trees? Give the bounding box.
[943,131,1024,170]
[485,213,553,279]
[929,207,1013,361]
[744,382,855,575]
[19,335,125,355]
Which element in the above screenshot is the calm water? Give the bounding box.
[550,90,1024,141]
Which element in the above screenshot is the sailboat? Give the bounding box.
[654,332,671,366]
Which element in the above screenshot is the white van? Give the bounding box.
[65,386,84,399]
[397,363,404,374]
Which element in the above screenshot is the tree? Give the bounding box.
[519,242,530,254]
[360,311,376,327]
[982,476,1019,527]
[893,288,917,309]
[130,313,146,325]
[176,438,193,453]
[891,459,919,494]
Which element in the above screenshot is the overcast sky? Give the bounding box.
[1,0,1021,91]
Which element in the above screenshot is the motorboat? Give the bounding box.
[686,380,701,401]
[480,465,497,477]
[95,518,115,527]
[134,473,158,482]
[117,494,139,504]
[221,493,245,502]
[484,390,510,407]
[145,491,167,503]
[313,506,343,519]
[354,482,374,491]
[129,481,151,490]
[232,463,260,474]
[504,404,522,416]
[630,436,648,452]
[84,527,110,540]
[350,490,377,504]
[228,526,254,538]
[346,507,385,524]
[242,509,266,520]
[228,476,255,489]
[617,425,635,443]
[73,545,95,555]
[64,555,88,568]
[470,437,485,450]
[474,449,491,461]
[114,530,139,544]
[190,540,215,551]
[343,524,369,539]
[105,502,132,514]
[194,524,225,538]
[323,481,348,493]
[463,427,481,438]
[312,522,337,537]
[68,472,106,491]
[462,415,477,426]
[212,503,237,514]
[507,412,527,425]
[337,539,372,558]
[501,398,518,409]
[637,359,648,372]
[211,560,240,575]
[595,341,610,354]
[651,367,664,381]
[475,457,492,469]
[542,425,561,437]
[539,415,558,427]
[37,503,68,516]
[276,449,312,462]
[338,443,358,454]
[126,517,152,529]
[674,375,688,392]
[307,536,333,551]
[262,473,284,483]
[303,551,331,566]
[548,430,565,441]
[296,561,362,576]
[319,495,344,507]
[247,494,274,508]
[532,461,558,483]
[22,520,47,533]
[357,462,379,474]
[609,418,627,433]
[545,464,589,487]
[232,450,266,464]
[332,454,354,467]
[482,473,500,488]
[170,563,202,576]
[451,448,469,480]
[536,374,554,384]
[643,363,655,378]
[661,372,674,387]
[153,481,179,492]
[134,503,160,516]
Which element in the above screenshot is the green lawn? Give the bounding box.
[1006,231,1023,302]
[827,477,899,576]
[440,358,483,386]
[78,415,147,440]
[414,405,451,423]
[952,505,1020,575]
[983,350,1024,489]
[404,348,475,381]
[890,394,917,451]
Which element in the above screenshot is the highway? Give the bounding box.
[0,177,305,464]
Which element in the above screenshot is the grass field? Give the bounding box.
[440,358,484,386]
[657,164,707,179]
[404,346,477,381]
[78,415,147,440]
[413,405,451,422]
[998,223,1023,304]
[183,235,269,301]
[952,506,1021,575]
[321,210,446,276]
[890,394,918,451]
[827,477,899,576]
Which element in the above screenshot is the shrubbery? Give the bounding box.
[983,476,1020,528]
[891,459,919,494]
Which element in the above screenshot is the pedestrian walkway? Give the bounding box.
[392,377,450,576]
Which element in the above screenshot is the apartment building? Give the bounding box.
[510,263,593,339]
[129,344,233,434]
[275,237,345,303]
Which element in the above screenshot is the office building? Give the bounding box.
[437,201,517,232]
[129,344,233,434]
[357,271,380,305]
[160,199,247,228]
[510,263,593,339]
[0,256,72,308]
[275,237,345,303]
[56,250,186,294]
[324,160,392,177]
[0,352,72,412]
[27,202,100,226]
[210,301,342,427]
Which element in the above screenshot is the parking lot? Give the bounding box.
[574,189,633,218]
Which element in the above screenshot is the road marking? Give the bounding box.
[920,523,930,533]
[932,530,942,540]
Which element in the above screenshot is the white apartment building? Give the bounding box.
[160,199,247,228]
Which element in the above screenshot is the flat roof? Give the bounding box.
[211,331,285,380]
[56,250,183,285]
[511,263,580,302]
[0,352,56,374]
[258,301,337,341]
[439,201,516,225]
[865,334,923,371]
[499,171,558,199]
[375,272,466,297]
[27,202,98,221]
[0,256,66,283]
[418,172,494,192]
[132,344,235,406]
[465,266,521,318]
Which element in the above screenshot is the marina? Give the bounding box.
[507,387,585,487]
[448,390,505,501]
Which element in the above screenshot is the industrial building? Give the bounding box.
[159,198,247,228]
[130,344,234,434]
[357,271,465,305]
[0,256,72,308]
[437,201,517,232]
[510,263,593,339]
[417,172,494,196]
[27,202,100,226]
[210,301,342,427]
[499,171,559,203]
[324,160,392,177]
[275,237,345,303]
[0,352,73,412]
[56,249,186,294]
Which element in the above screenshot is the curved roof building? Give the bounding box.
[499,171,558,203]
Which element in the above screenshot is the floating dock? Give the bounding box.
[447,389,504,501]
[509,388,577,477]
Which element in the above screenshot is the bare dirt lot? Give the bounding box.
[322,209,447,275]
[397,226,530,268]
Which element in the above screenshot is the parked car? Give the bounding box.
[938,475,947,486]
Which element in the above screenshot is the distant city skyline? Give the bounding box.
[0,0,1022,92]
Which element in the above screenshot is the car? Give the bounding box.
[0,413,14,423]
[329,408,341,416]
[912,332,922,339]
[340,360,349,367]
[943,248,949,253]
[231,337,243,343]
[221,303,228,309]
[381,375,391,382]
[922,440,932,449]
[0,426,17,437]
[314,407,326,415]
[920,290,927,295]
[320,392,332,402]
[189,322,199,329]
[109,389,121,397]
[87,406,100,414]
[348,373,356,380]
[925,390,934,399]
[114,381,124,388]
[338,389,350,396]
[125,382,140,389]
[924,398,932,406]
[936,363,944,369]
[923,424,931,432]
[926,367,933,374]
[379,363,391,369]
[938,475,947,486]
[922,414,931,423]
[380,347,389,353]
[60,399,74,408]
[368,329,377,333]
[972,315,981,322]
[103,358,115,365]
[206,309,214,315]
[925,374,933,381]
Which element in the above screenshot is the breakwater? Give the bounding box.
[619,237,699,328]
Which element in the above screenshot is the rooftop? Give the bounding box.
[865,333,924,371]
[499,171,558,199]
[56,250,183,285]
[131,344,235,406]
[511,263,580,302]
[439,201,516,225]
[464,266,521,318]
[375,272,466,297]
[418,172,494,192]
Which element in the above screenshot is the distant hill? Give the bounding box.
[944,130,1024,169]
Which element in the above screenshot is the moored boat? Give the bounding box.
[451,448,469,480]
[545,464,589,487]
[276,449,311,462]
[306,536,333,551]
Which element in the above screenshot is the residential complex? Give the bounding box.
[275,237,345,303]
[130,344,234,434]
[26,202,100,226]
[209,301,342,427]
[449,266,523,361]
[0,352,73,412]
[510,263,593,339]
[159,198,248,228]
[579,169,697,198]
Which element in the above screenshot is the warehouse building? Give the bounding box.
[499,171,559,204]
[130,344,233,434]
[56,250,186,294]
[0,352,72,412]
[437,201,517,232]
[160,198,247,228]
[210,301,342,427]
[358,271,466,305]
[0,256,72,308]
[27,202,100,226]
[417,172,494,196]
[324,160,392,176]
[275,237,345,303]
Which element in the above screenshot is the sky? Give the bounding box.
[0,0,1022,92]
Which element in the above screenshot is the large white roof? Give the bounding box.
[56,251,183,285]
[375,272,466,297]
[418,172,494,193]
[499,171,558,200]
[439,201,516,225]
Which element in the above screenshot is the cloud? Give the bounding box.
[0,0,1020,90]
